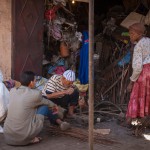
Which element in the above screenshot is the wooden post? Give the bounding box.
[88,0,94,150]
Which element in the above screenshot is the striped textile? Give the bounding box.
[42,75,67,97]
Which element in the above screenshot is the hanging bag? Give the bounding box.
[60,42,69,57]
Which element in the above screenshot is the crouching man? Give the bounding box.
[42,70,79,118]
[4,71,70,146]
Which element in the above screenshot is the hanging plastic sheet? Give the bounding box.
[78,31,89,84]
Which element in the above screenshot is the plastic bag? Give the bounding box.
[0,71,9,122]
[118,51,131,67]
[0,125,3,133]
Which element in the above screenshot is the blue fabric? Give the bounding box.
[78,31,89,84]
[118,51,131,67]
[37,105,58,124]
[48,58,65,74]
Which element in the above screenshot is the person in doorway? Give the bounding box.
[4,71,70,146]
[42,70,79,118]
[126,23,150,126]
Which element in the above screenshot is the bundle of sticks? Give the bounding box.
[49,126,119,145]
[94,38,133,108]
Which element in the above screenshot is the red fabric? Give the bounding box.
[126,64,150,119]
[44,5,60,21]
[54,66,65,75]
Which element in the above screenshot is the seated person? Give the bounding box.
[4,71,70,146]
[42,70,79,118]
[0,70,9,124]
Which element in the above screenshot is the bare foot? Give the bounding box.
[30,137,42,144]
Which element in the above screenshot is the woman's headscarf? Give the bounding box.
[129,23,146,35]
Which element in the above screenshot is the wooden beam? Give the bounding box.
[74,0,89,3]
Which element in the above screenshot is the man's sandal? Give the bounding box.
[60,122,71,131]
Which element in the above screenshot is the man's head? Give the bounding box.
[129,23,146,43]
[20,71,36,88]
[61,70,75,88]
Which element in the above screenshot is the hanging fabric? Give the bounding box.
[78,31,89,84]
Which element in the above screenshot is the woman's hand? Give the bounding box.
[127,81,134,93]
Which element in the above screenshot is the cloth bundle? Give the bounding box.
[0,70,9,122]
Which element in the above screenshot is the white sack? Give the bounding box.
[0,70,9,121]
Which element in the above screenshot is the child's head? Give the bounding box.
[20,71,36,88]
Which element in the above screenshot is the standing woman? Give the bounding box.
[126,23,150,125]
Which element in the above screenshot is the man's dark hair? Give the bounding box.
[20,71,35,86]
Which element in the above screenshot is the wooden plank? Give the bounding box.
[74,0,89,3]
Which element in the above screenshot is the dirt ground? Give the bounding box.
[0,119,150,150]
